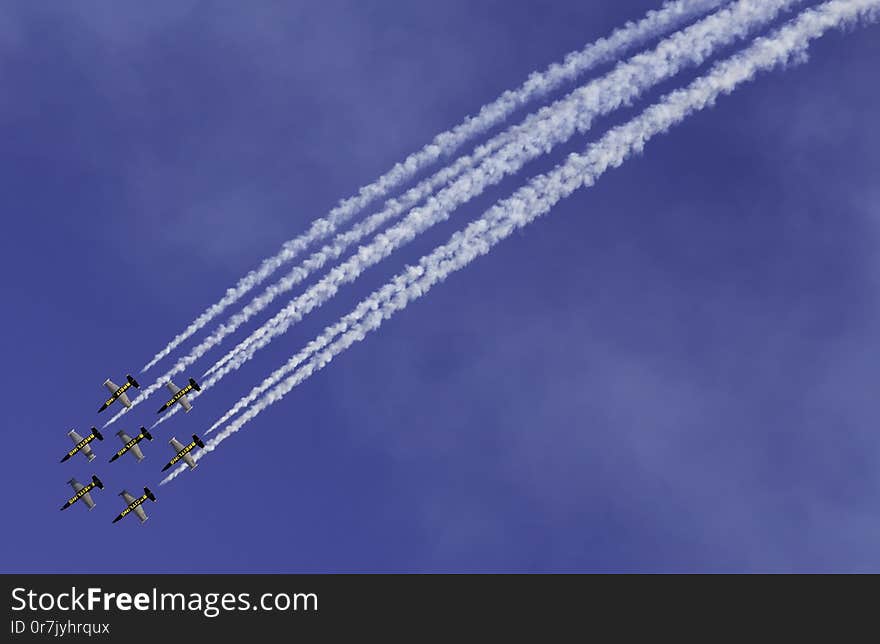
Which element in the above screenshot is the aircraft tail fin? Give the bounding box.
[92,427,104,441]
[92,475,104,489]
[144,487,156,502]
[142,428,153,441]
[127,374,140,388]
[189,378,201,392]
[193,434,205,449]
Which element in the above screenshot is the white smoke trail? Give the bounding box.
[108,0,798,431]
[118,1,751,432]
[161,0,880,484]
[151,3,744,384]
[140,0,727,374]
[198,0,802,384]
[205,281,416,433]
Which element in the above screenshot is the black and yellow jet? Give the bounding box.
[60,428,104,463]
[156,378,201,414]
[109,427,154,463]
[112,487,156,524]
[161,434,205,472]
[60,475,104,511]
[98,374,140,413]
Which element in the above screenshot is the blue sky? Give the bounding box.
[1,1,878,572]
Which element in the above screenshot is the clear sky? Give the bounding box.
[1,1,878,572]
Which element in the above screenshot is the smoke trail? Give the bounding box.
[122,0,752,432]
[198,0,802,384]
[108,0,796,430]
[161,0,880,484]
[205,284,409,433]
[141,0,726,374]
[147,3,740,382]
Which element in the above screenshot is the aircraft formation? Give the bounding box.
[59,374,204,524]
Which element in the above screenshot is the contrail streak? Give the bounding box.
[161,0,880,484]
[124,0,748,432]
[197,0,802,386]
[109,0,799,431]
[140,0,727,374]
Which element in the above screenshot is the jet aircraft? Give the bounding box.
[60,428,104,463]
[98,374,140,413]
[156,378,201,414]
[109,427,153,463]
[112,488,156,524]
[60,475,104,511]
[161,434,205,472]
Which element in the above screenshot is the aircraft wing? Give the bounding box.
[69,430,84,444]
[121,490,136,505]
[165,382,181,395]
[178,395,193,412]
[169,437,185,453]
[104,379,119,394]
[118,392,132,408]
[118,431,132,444]
[133,505,148,523]
[182,452,197,470]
